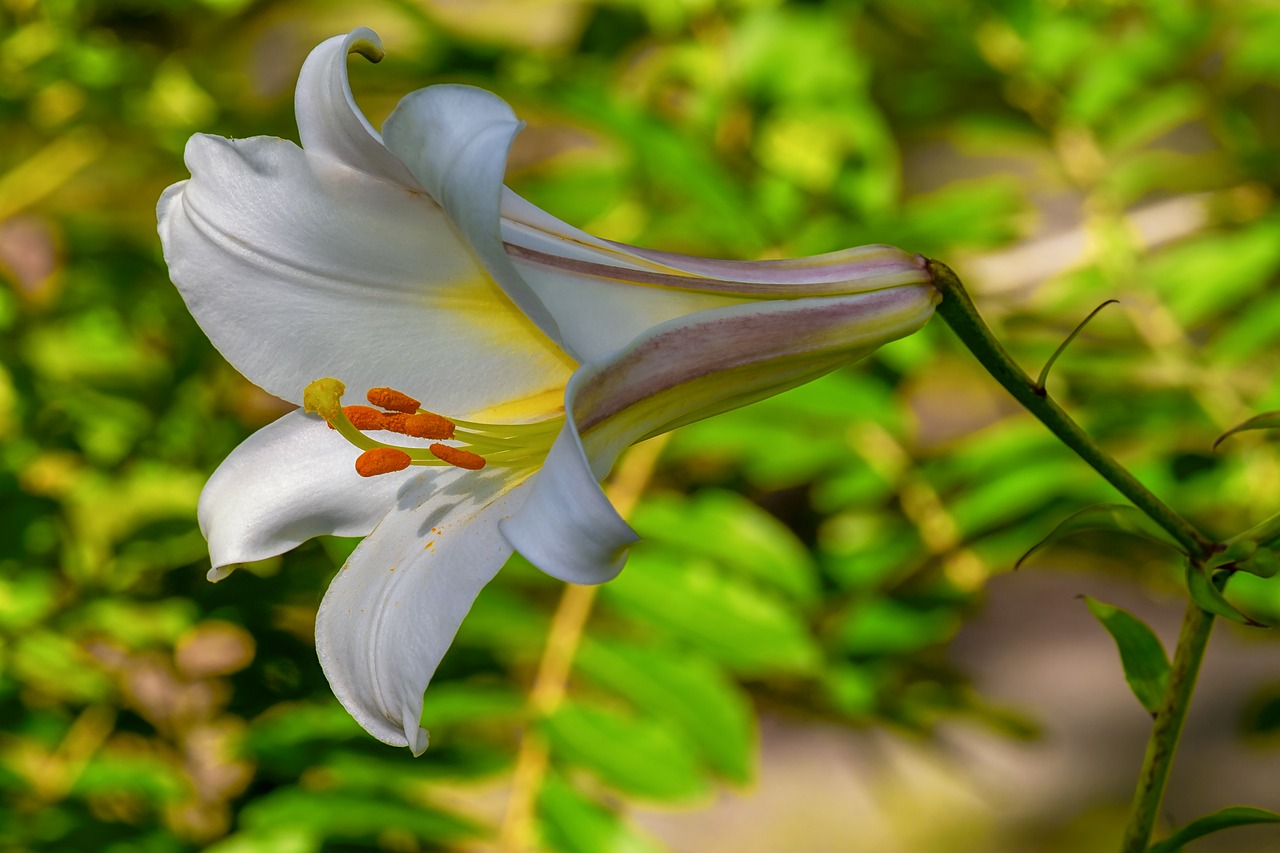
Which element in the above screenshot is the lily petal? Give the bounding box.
[502,285,940,584]
[382,86,568,358]
[502,190,927,292]
[382,83,933,365]
[294,28,419,187]
[315,468,530,754]
[497,428,640,585]
[199,410,428,579]
[157,133,573,416]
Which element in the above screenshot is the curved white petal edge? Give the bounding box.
[159,26,941,754]
[295,28,419,186]
[315,469,529,755]
[383,86,570,358]
[198,411,429,578]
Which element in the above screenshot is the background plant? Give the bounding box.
[3,0,1280,851]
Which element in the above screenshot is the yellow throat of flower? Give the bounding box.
[303,378,563,477]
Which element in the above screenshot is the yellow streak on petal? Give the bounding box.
[425,272,574,419]
[468,384,566,424]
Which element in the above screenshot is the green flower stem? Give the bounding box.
[1120,600,1214,852]
[926,259,1221,851]
[925,259,1215,560]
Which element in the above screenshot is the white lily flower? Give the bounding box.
[157,28,939,755]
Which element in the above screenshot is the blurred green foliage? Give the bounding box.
[3,0,1280,850]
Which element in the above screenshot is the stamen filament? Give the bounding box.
[448,416,562,436]
[304,378,563,476]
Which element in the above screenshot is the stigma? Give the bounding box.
[303,378,561,478]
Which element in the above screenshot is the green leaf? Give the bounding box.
[1149,222,1280,328]
[1218,516,1280,580]
[1233,548,1280,580]
[542,700,708,802]
[835,599,960,657]
[203,826,321,853]
[631,490,819,604]
[949,456,1090,538]
[1017,504,1187,569]
[538,773,666,853]
[247,702,367,760]
[1148,806,1280,853]
[600,545,822,676]
[238,789,478,845]
[1213,411,1280,450]
[1185,563,1258,626]
[419,682,525,731]
[1224,572,1280,625]
[1082,597,1170,714]
[575,637,755,783]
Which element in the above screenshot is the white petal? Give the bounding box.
[381,84,933,367]
[503,190,927,290]
[381,86,569,357]
[199,410,430,578]
[502,285,939,584]
[498,427,639,585]
[503,200,933,363]
[315,468,530,754]
[294,28,419,187]
[506,242,743,365]
[157,133,572,416]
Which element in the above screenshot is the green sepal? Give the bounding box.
[1016,503,1188,569]
[1213,410,1280,450]
[1147,806,1280,853]
[1082,597,1170,715]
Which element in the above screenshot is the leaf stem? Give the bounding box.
[1120,601,1215,852]
[926,258,1214,560]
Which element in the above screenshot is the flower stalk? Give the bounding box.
[926,258,1222,851]
[1120,600,1215,852]
[925,258,1214,560]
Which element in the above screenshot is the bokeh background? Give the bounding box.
[4,0,1280,850]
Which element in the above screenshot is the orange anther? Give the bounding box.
[402,412,456,440]
[354,447,413,477]
[343,405,391,431]
[367,387,421,414]
[379,413,410,433]
[429,443,486,470]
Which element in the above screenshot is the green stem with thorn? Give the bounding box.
[925,258,1218,852]
[926,258,1213,560]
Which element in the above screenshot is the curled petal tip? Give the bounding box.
[347,30,385,64]
[406,718,430,757]
[207,564,235,583]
